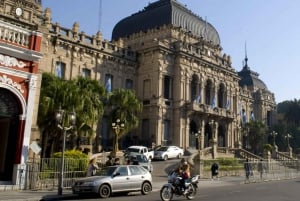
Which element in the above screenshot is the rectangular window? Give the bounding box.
[125,79,133,89]
[163,76,172,99]
[163,120,170,145]
[82,68,91,78]
[143,79,150,99]
[55,61,66,79]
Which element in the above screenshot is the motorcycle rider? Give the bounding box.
[180,163,191,194]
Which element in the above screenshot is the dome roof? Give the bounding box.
[111,0,220,45]
[238,58,268,90]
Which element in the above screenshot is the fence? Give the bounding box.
[17,158,300,190]
[20,158,91,190]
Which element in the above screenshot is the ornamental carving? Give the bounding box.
[0,75,24,93]
[0,54,26,68]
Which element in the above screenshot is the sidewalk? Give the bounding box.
[0,176,245,201]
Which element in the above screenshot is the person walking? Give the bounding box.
[211,162,219,180]
[105,156,114,166]
[244,159,252,183]
[257,159,263,181]
[87,157,99,177]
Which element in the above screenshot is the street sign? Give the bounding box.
[29,141,41,154]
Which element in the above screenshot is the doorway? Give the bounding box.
[0,88,21,181]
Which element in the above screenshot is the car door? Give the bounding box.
[111,166,132,192]
[168,147,176,158]
[128,166,145,189]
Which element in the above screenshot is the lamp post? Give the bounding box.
[111,119,125,156]
[285,133,292,148]
[271,131,277,146]
[56,106,76,195]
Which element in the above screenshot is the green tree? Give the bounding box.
[244,120,266,154]
[107,88,142,156]
[38,73,105,157]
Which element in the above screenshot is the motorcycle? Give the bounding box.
[160,171,199,201]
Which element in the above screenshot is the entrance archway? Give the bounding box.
[189,120,198,149]
[0,88,21,181]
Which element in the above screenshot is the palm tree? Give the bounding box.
[107,88,142,156]
[38,73,106,157]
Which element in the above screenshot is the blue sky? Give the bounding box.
[42,0,300,103]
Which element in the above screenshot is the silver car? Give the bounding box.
[72,165,152,198]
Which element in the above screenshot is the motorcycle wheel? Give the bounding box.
[186,184,197,200]
[160,186,173,201]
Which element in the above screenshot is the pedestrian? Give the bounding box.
[87,157,98,177]
[244,159,252,183]
[105,156,113,166]
[113,157,120,165]
[211,162,219,180]
[257,159,263,180]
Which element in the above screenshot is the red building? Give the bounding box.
[0,0,42,184]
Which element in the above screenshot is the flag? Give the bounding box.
[56,64,62,78]
[226,98,230,110]
[242,110,247,124]
[211,96,216,109]
[251,111,255,120]
[105,77,112,92]
[195,95,201,104]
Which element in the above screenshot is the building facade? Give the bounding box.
[0,0,276,184]
[0,0,42,184]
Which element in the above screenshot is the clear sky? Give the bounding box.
[42,0,300,103]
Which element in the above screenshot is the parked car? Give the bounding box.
[127,154,153,173]
[125,145,154,160]
[154,145,184,161]
[72,165,152,198]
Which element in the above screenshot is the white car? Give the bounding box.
[154,146,184,161]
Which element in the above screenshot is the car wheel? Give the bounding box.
[99,184,111,198]
[177,153,182,159]
[141,181,152,195]
[163,155,168,161]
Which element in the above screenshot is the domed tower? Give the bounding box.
[110,0,241,151]
[238,51,276,128]
[112,0,220,45]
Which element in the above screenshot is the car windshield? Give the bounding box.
[127,148,140,153]
[135,155,148,162]
[157,146,168,151]
[95,166,118,176]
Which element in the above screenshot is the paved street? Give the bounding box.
[0,158,299,201]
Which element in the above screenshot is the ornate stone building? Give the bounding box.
[0,0,276,184]
[0,0,42,184]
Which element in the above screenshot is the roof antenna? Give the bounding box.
[244,41,248,67]
[98,0,102,32]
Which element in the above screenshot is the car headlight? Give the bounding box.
[82,181,96,186]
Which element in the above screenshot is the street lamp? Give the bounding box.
[111,119,125,156]
[285,133,292,147]
[56,106,76,195]
[270,131,277,146]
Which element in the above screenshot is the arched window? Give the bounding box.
[205,80,213,105]
[191,74,200,103]
[217,83,226,108]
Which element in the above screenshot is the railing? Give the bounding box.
[18,158,106,190]
[230,148,263,161]
[0,21,30,47]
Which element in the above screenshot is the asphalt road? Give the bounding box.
[57,159,300,201]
